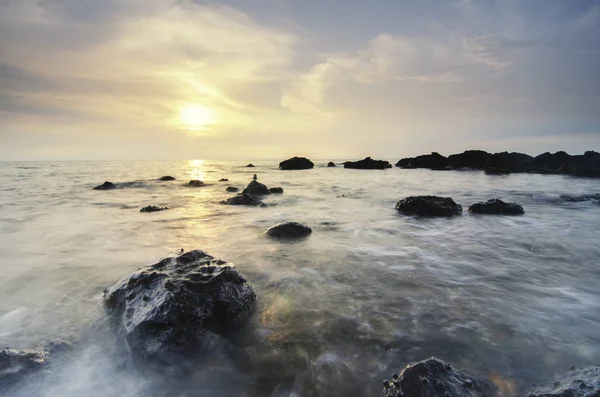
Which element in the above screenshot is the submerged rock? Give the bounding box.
[528,366,600,397]
[226,186,240,193]
[219,178,229,182]
[327,162,336,167]
[93,181,116,190]
[396,196,462,217]
[188,180,205,187]
[221,194,266,207]
[344,157,392,170]
[279,156,314,170]
[140,205,169,213]
[0,348,49,388]
[245,164,255,168]
[380,357,497,397]
[266,222,312,238]
[242,180,271,196]
[158,176,176,181]
[103,249,256,365]
[468,199,524,215]
[559,193,600,203]
[269,187,284,194]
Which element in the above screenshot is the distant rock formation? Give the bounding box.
[279,156,314,170]
[327,162,336,167]
[344,157,392,170]
[158,176,176,181]
[245,164,255,168]
[266,222,312,238]
[219,178,229,182]
[396,196,462,217]
[140,206,169,213]
[447,150,491,169]
[93,181,116,190]
[468,199,524,215]
[396,152,449,170]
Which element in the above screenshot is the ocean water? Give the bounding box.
[1,160,599,397]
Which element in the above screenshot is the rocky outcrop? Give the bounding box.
[242,180,271,196]
[485,152,535,173]
[188,180,205,187]
[395,158,413,168]
[245,164,255,168]
[396,196,462,217]
[279,157,314,170]
[93,181,116,190]
[529,366,600,397]
[266,222,312,238]
[226,186,239,193]
[380,357,497,397]
[269,187,284,194]
[397,152,449,170]
[0,348,48,388]
[327,162,336,167]
[221,194,266,207]
[219,178,229,182]
[140,206,169,213]
[468,199,524,215]
[104,249,256,365]
[344,157,392,170]
[447,150,491,169]
[158,176,176,181]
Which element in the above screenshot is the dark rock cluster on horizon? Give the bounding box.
[396,196,463,217]
[279,156,315,170]
[468,199,525,215]
[266,221,312,239]
[345,157,392,170]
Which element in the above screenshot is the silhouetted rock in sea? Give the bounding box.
[344,157,392,170]
[93,181,116,190]
[529,366,600,397]
[327,162,336,167]
[447,150,491,169]
[468,199,524,215]
[380,357,498,397]
[226,186,239,193]
[485,152,534,173]
[158,176,176,181]
[188,180,205,187]
[219,178,229,182]
[245,164,255,168]
[279,156,314,170]
[221,194,266,207]
[266,222,312,238]
[242,180,271,196]
[396,196,462,217]
[396,152,449,170]
[140,205,169,213]
[269,187,283,194]
[103,249,256,366]
[0,348,48,388]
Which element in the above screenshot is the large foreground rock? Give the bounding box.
[222,193,266,207]
[93,181,116,190]
[396,196,462,217]
[529,366,600,397]
[468,199,524,215]
[279,157,314,170]
[104,249,256,365]
[242,180,271,196]
[344,157,392,170]
[266,222,312,238]
[380,357,497,397]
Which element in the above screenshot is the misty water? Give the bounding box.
[1,160,600,396]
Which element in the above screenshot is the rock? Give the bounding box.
[528,366,600,397]
[485,152,534,173]
[140,205,169,213]
[396,196,462,217]
[447,150,491,169]
[266,222,312,238]
[410,152,449,170]
[327,162,336,167]
[395,158,413,168]
[219,178,229,182]
[380,357,498,397]
[468,199,524,215]
[534,151,572,172]
[104,249,256,365]
[158,176,176,181]
[0,348,49,388]
[559,193,600,203]
[245,164,255,167]
[279,157,314,170]
[344,157,392,170]
[570,165,600,178]
[93,181,116,190]
[485,167,511,175]
[221,194,267,207]
[188,180,205,187]
[269,187,284,194]
[226,186,239,193]
[242,180,271,196]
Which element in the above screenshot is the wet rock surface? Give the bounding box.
[158,176,176,181]
[0,348,49,388]
[396,196,463,217]
[344,157,392,170]
[279,156,314,170]
[140,205,169,213]
[528,366,600,397]
[269,187,284,194]
[242,180,271,196]
[222,193,266,207]
[93,181,116,190]
[468,199,525,215]
[380,357,498,397]
[266,222,312,238]
[226,186,240,193]
[327,162,336,167]
[103,249,256,365]
[187,180,205,187]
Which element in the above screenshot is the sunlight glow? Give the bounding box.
[179,104,215,128]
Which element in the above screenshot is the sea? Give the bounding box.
[1,159,599,397]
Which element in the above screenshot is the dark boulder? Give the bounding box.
[411,152,449,170]
[380,357,497,397]
[396,196,462,217]
[485,152,534,173]
[245,164,255,168]
[93,181,116,190]
[279,157,314,170]
[528,366,600,397]
[447,150,490,169]
[395,158,413,168]
[344,157,392,170]
[221,194,266,207]
[327,162,336,167]
[534,151,572,170]
[242,180,271,196]
[269,187,284,194]
[0,348,49,388]
[103,249,256,365]
[158,176,176,181]
[140,206,169,213]
[226,186,240,193]
[219,178,229,182]
[468,199,524,215]
[188,180,205,187]
[266,222,312,239]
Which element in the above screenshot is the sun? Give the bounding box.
[179,104,215,128]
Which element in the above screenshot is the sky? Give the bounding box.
[0,0,599,161]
